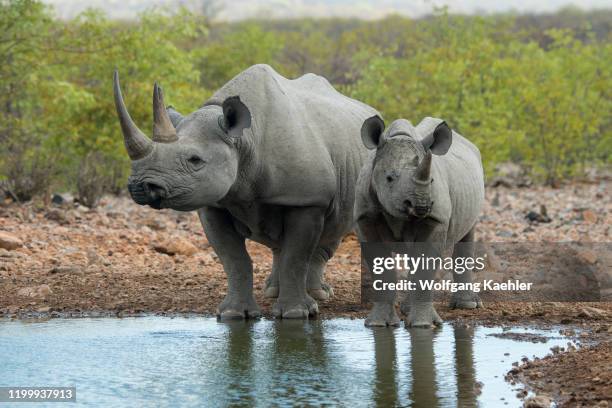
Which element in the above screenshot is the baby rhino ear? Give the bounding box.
[360,115,385,150]
[418,117,452,155]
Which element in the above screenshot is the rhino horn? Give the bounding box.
[113,70,153,160]
[152,83,178,143]
[415,150,432,183]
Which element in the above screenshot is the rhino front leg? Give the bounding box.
[272,207,325,319]
[403,229,446,328]
[198,207,261,320]
[449,227,483,309]
[358,216,400,327]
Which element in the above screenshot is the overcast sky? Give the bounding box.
[43,0,612,20]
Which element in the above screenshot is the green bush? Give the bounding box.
[0,2,610,200]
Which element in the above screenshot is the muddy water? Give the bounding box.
[0,318,571,407]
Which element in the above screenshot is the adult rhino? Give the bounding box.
[113,64,377,319]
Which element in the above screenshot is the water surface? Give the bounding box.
[0,318,570,407]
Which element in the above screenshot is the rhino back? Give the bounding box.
[206,64,375,213]
[433,131,485,243]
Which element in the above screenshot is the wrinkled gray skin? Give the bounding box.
[355,117,485,327]
[113,64,377,319]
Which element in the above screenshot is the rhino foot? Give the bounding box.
[216,295,261,320]
[308,282,334,301]
[404,303,443,328]
[449,291,483,310]
[365,302,400,327]
[272,295,318,319]
[263,284,279,299]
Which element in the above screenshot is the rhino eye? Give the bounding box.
[187,155,205,168]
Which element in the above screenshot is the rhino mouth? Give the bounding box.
[128,182,164,209]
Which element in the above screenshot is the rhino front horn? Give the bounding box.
[113,70,153,160]
[152,82,178,143]
[415,150,432,183]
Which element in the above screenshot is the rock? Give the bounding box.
[577,250,597,265]
[524,395,551,408]
[17,284,52,298]
[579,306,606,318]
[496,229,514,238]
[490,162,531,188]
[525,205,552,223]
[145,217,167,231]
[51,193,74,207]
[36,306,51,313]
[86,248,100,265]
[45,209,73,225]
[0,232,23,250]
[582,210,598,224]
[154,237,199,256]
[49,265,83,275]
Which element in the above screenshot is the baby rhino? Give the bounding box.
[355,116,485,327]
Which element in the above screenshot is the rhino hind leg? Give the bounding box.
[263,248,281,298]
[449,227,483,310]
[272,207,326,319]
[265,244,336,301]
[307,244,338,301]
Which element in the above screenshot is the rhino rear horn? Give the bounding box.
[166,106,184,128]
[113,70,153,160]
[152,83,178,143]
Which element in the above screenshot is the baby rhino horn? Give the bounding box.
[415,150,432,182]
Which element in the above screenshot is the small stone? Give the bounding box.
[524,395,552,408]
[49,265,83,275]
[580,306,606,318]
[51,193,74,207]
[0,232,23,250]
[36,306,51,313]
[496,229,513,238]
[582,210,598,224]
[577,250,597,265]
[154,237,199,256]
[45,209,73,225]
[17,284,52,298]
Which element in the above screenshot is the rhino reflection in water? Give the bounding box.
[215,322,479,407]
[113,64,379,319]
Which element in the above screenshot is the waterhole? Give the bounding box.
[0,318,572,407]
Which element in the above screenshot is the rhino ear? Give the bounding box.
[166,106,184,128]
[221,96,251,138]
[361,115,385,150]
[420,118,452,155]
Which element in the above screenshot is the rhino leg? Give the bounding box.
[198,207,261,320]
[306,244,338,301]
[449,227,483,310]
[358,216,400,327]
[263,248,281,298]
[403,229,446,328]
[272,207,325,319]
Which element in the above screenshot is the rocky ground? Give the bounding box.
[0,181,610,406]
